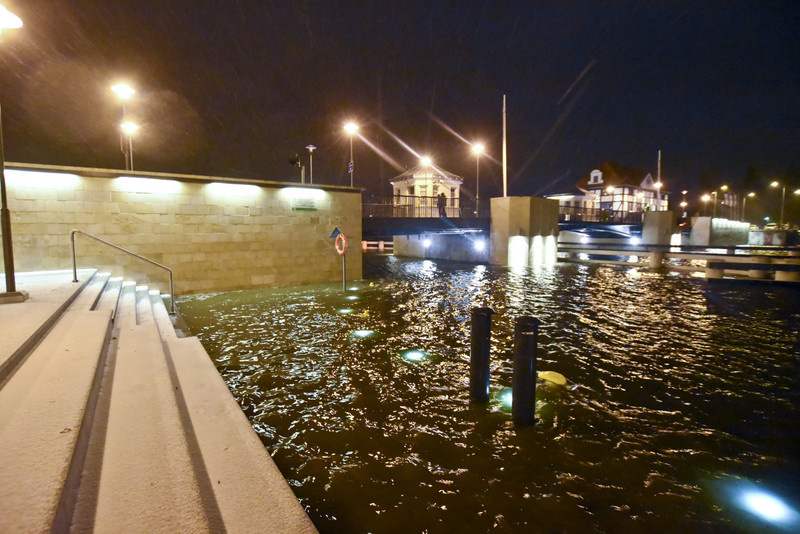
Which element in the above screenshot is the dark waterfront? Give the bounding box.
[178,255,800,533]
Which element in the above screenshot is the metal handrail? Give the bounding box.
[70,229,175,314]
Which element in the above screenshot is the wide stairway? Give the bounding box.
[0,270,317,533]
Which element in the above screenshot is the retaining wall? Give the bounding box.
[2,163,362,295]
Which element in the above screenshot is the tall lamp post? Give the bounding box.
[681,190,688,217]
[0,4,22,298]
[472,143,484,216]
[305,145,316,184]
[344,122,358,187]
[742,192,755,222]
[120,121,139,171]
[719,184,729,219]
[111,83,136,170]
[701,194,710,216]
[770,181,786,227]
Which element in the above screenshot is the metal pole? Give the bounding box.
[512,316,540,426]
[476,154,480,217]
[349,137,354,187]
[780,185,786,227]
[342,254,346,292]
[712,191,717,218]
[128,134,134,172]
[502,94,507,198]
[0,97,16,293]
[469,307,493,403]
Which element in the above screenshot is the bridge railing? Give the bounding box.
[363,195,489,218]
[559,206,645,224]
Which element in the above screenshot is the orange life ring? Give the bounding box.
[335,233,348,255]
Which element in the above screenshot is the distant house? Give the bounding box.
[390,161,463,217]
[546,162,668,221]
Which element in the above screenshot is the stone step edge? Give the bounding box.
[0,269,97,386]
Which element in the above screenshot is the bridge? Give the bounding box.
[362,197,644,240]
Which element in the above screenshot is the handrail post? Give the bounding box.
[71,230,78,283]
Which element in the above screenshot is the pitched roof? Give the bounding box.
[390,162,463,184]
[576,161,648,189]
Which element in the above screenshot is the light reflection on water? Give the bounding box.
[178,256,800,533]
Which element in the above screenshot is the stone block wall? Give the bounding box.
[2,164,362,295]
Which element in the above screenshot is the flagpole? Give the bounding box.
[502,95,507,197]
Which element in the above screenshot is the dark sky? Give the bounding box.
[2,1,799,202]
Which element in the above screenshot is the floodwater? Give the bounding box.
[177,255,800,533]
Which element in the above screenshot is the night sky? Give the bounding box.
[2,1,799,206]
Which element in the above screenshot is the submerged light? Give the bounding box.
[346,295,359,301]
[352,330,374,338]
[402,350,427,362]
[338,308,354,314]
[499,389,513,409]
[738,489,800,526]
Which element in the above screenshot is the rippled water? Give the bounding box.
[178,256,800,533]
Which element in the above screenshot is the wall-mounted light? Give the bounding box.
[207,182,261,197]
[5,169,80,190]
[116,176,181,193]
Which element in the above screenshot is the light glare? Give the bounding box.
[207,182,261,196]
[116,176,181,193]
[5,170,80,190]
[0,6,23,29]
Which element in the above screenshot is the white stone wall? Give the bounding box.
[3,164,362,295]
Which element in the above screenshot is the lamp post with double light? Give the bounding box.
[0,4,22,298]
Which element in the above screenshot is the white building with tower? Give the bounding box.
[390,160,463,217]
[547,161,668,221]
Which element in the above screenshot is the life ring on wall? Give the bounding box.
[335,233,348,255]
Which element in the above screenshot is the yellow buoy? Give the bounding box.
[537,371,567,386]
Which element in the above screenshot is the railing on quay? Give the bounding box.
[559,206,646,224]
[70,229,175,314]
[363,195,489,219]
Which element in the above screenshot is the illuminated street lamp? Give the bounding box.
[770,180,786,227]
[701,194,710,216]
[472,143,484,216]
[120,121,139,171]
[742,192,755,222]
[681,190,688,217]
[111,83,136,170]
[0,4,23,298]
[344,122,358,187]
[305,145,316,184]
[719,184,730,218]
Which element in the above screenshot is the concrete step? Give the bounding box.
[165,335,318,533]
[82,283,213,532]
[95,277,123,317]
[0,269,95,385]
[136,285,155,325]
[69,272,111,311]
[0,308,112,533]
[1,272,317,532]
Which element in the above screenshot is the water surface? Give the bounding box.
[178,256,800,533]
